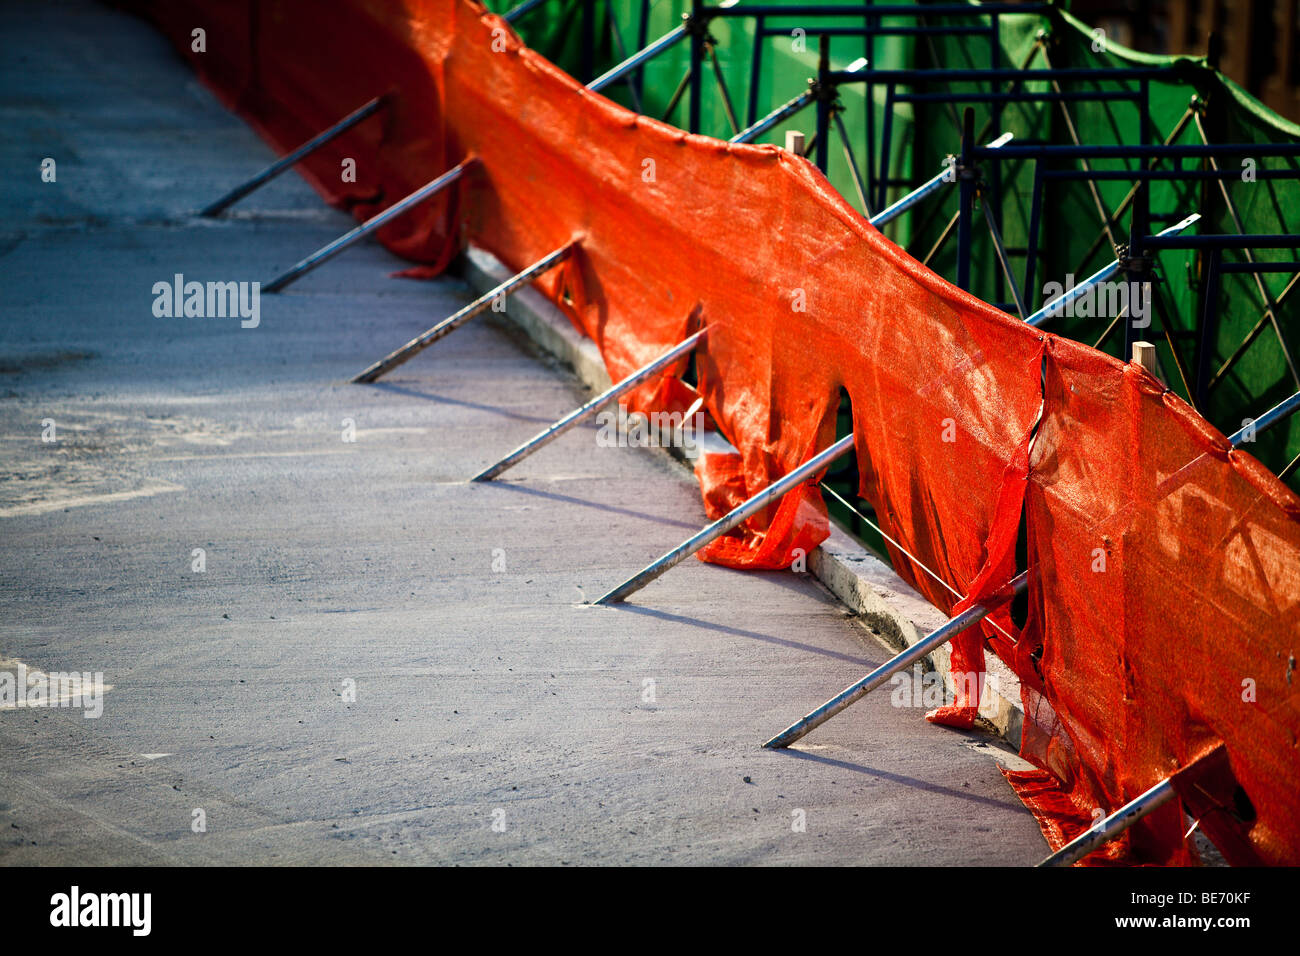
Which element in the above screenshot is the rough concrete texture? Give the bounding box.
[0,0,1048,865]
[465,247,1030,747]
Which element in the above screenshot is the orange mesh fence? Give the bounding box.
[1022,338,1300,864]
[125,0,1300,865]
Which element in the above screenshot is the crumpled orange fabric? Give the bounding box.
[127,0,1300,865]
[694,445,832,570]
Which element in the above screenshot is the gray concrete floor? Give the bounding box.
[0,0,1047,865]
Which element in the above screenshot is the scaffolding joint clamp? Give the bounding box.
[807,77,840,104]
[682,10,714,38]
[1119,251,1153,273]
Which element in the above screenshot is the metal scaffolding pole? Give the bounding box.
[587,23,690,93]
[870,133,1012,228]
[1024,214,1201,328]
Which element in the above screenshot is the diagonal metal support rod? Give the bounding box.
[1193,112,1300,392]
[1280,450,1300,481]
[1025,214,1201,327]
[870,133,1013,229]
[766,394,1274,844]
[1092,308,1124,351]
[982,196,1027,320]
[603,1,642,114]
[352,242,576,384]
[265,159,472,293]
[1227,390,1300,445]
[1038,741,1237,866]
[592,434,856,605]
[831,108,870,216]
[200,96,387,218]
[919,210,961,267]
[470,328,706,481]
[660,64,695,123]
[1209,272,1300,391]
[763,571,1028,749]
[706,38,740,136]
[730,89,815,145]
[588,24,689,93]
[729,58,866,146]
[1037,777,1175,867]
[503,0,548,22]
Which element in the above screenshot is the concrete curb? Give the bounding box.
[463,247,1024,749]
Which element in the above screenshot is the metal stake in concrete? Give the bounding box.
[265,158,473,293]
[592,434,857,605]
[1037,777,1176,867]
[762,571,1029,749]
[470,328,707,482]
[200,96,387,218]
[352,241,576,384]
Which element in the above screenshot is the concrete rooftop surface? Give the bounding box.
[0,0,1048,865]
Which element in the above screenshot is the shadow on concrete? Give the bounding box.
[484,480,703,530]
[776,744,1029,815]
[363,381,558,424]
[615,604,873,666]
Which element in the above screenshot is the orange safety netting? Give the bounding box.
[126,0,1300,865]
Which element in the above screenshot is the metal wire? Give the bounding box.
[818,481,1020,646]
